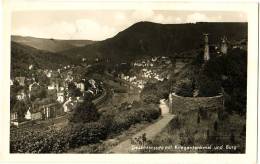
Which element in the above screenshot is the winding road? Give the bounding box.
[107,99,175,153]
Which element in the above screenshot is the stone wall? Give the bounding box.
[169,93,224,114]
[92,87,107,107]
[168,93,224,148]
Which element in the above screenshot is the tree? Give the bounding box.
[199,107,208,119]
[35,73,50,86]
[140,82,160,104]
[206,129,210,140]
[10,82,23,111]
[230,133,235,144]
[240,124,246,137]
[198,74,221,97]
[214,121,218,131]
[68,82,82,97]
[30,85,47,101]
[13,101,28,122]
[202,49,247,114]
[10,96,17,112]
[197,114,200,124]
[69,101,99,123]
[175,79,194,97]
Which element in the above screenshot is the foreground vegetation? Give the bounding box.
[137,109,246,153]
[10,100,160,153]
[135,48,247,153]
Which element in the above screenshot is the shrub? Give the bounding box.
[203,49,247,114]
[198,107,208,119]
[214,121,218,131]
[169,116,181,129]
[69,101,99,123]
[141,81,171,104]
[230,133,235,144]
[217,110,229,121]
[66,122,107,149]
[197,74,221,97]
[10,102,160,153]
[175,78,194,97]
[105,104,160,135]
[197,115,200,124]
[10,122,107,153]
[132,101,142,108]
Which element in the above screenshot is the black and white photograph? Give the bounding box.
[0,1,258,163]
[9,9,249,154]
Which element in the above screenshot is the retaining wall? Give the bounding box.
[169,93,224,114]
[92,87,108,107]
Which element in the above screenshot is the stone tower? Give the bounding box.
[221,36,228,54]
[203,33,210,61]
[168,93,173,114]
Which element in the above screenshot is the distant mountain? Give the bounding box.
[61,22,247,62]
[11,35,95,53]
[11,22,247,77]
[11,41,77,78]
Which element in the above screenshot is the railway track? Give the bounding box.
[92,86,108,108]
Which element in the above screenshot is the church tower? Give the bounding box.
[203,33,210,61]
[221,36,228,54]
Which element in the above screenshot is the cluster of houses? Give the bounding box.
[119,56,172,89]
[10,64,103,126]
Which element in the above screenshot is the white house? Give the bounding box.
[47,82,59,91]
[48,85,55,90]
[29,82,40,92]
[16,91,26,101]
[10,112,18,122]
[47,72,52,78]
[24,109,32,120]
[57,92,65,103]
[88,79,96,88]
[29,64,33,70]
[15,77,25,86]
[76,82,85,92]
[63,97,74,112]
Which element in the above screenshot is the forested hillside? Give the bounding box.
[11,41,77,78]
[62,22,247,62]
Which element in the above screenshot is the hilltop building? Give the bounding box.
[203,33,210,61]
[221,36,228,54]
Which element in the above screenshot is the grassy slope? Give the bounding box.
[145,111,245,153]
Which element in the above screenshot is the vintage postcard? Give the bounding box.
[0,0,258,163]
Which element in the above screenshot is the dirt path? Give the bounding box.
[159,99,170,115]
[107,114,175,153]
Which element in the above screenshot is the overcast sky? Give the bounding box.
[12,10,247,41]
